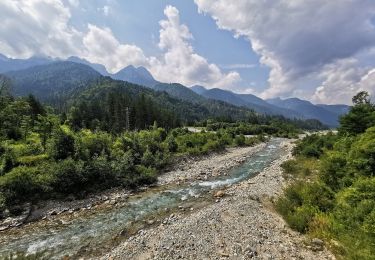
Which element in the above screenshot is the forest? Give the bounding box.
[0,76,323,219]
[276,91,375,259]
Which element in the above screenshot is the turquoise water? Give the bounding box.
[0,139,286,259]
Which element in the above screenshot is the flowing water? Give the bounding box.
[0,138,287,259]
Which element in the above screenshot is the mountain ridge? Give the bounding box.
[0,53,349,126]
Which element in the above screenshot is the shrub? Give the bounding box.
[234,134,246,146]
[50,159,85,195]
[48,127,75,160]
[0,166,43,205]
[75,130,112,160]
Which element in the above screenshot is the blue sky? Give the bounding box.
[67,0,268,92]
[1,0,375,104]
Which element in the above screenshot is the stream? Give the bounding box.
[0,138,287,259]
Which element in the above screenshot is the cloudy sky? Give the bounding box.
[1,0,375,104]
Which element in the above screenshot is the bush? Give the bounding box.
[50,159,85,195]
[75,130,112,160]
[0,166,43,205]
[48,128,75,160]
[234,134,246,146]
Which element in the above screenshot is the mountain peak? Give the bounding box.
[190,85,207,95]
[112,65,158,88]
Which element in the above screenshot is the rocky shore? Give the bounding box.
[0,143,266,231]
[101,140,336,260]
[158,143,266,185]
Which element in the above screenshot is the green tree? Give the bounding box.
[340,91,375,135]
[352,91,371,105]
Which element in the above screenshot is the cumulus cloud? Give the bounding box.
[0,0,82,58]
[149,5,240,88]
[313,58,374,104]
[195,0,375,101]
[66,0,79,8]
[82,24,148,73]
[0,1,238,88]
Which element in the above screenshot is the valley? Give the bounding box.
[0,138,335,259]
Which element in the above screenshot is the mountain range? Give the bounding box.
[0,53,350,127]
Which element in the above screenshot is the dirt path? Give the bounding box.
[100,140,335,260]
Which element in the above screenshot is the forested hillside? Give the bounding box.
[277,91,375,259]
[5,61,102,109]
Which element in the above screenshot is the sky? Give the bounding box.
[0,0,375,105]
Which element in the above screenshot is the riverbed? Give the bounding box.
[0,138,334,259]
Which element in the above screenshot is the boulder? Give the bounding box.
[214,190,225,198]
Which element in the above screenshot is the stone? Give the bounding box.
[214,190,225,198]
[311,238,324,251]
[218,250,230,257]
[312,238,324,246]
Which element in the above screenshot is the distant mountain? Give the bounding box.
[267,98,349,126]
[153,83,205,104]
[316,104,350,116]
[190,85,207,95]
[200,88,303,119]
[0,53,348,126]
[201,88,249,107]
[67,56,109,76]
[112,65,159,88]
[5,61,101,103]
[0,54,53,73]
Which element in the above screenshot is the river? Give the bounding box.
[0,138,287,259]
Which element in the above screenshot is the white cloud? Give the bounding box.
[0,0,82,58]
[82,24,149,73]
[66,0,79,8]
[195,0,375,101]
[313,58,375,104]
[0,1,238,89]
[148,5,240,88]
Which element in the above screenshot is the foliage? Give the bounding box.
[0,90,317,218]
[277,92,375,259]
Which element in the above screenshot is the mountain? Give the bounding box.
[267,98,349,127]
[190,85,207,95]
[67,56,109,76]
[112,65,159,88]
[3,60,258,122]
[153,83,205,103]
[0,54,53,73]
[199,88,303,119]
[316,104,350,116]
[201,88,249,107]
[5,61,101,103]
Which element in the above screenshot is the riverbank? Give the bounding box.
[0,143,266,231]
[101,140,335,260]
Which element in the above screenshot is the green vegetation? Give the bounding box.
[276,91,375,259]
[0,92,305,218]
[0,70,326,220]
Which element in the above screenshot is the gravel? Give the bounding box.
[100,140,336,260]
[158,143,266,185]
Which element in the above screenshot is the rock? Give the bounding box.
[49,210,58,216]
[119,229,127,237]
[218,250,230,257]
[312,238,324,246]
[214,190,225,198]
[244,245,258,258]
[0,224,10,231]
[311,238,324,251]
[147,220,155,225]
